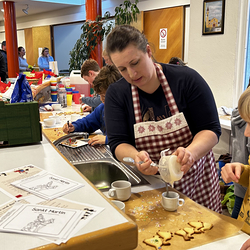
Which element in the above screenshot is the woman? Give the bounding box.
[105,25,222,213]
[18,46,30,73]
[37,47,54,71]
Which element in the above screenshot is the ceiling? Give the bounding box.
[0,0,85,19]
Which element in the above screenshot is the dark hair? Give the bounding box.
[106,25,148,55]
[42,47,49,56]
[2,41,6,47]
[18,46,24,55]
[168,57,186,66]
[92,65,121,94]
[81,59,100,77]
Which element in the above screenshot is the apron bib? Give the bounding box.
[132,64,222,213]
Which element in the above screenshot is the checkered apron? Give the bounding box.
[132,64,222,213]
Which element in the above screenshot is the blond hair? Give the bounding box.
[238,87,250,122]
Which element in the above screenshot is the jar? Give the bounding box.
[58,88,67,107]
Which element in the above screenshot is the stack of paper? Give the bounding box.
[11,170,84,200]
[0,203,83,242]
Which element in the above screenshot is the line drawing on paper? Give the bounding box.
[29,181,58,192]
[21,214,55,232]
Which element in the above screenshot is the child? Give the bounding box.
[221,87,250,250]
[62,65,121,146]
[80,59,102,112]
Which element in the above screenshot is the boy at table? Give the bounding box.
[62,65,121,146]
[221,87,250,250]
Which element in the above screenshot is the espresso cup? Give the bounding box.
[111,200,125,212]
[108,180,131,201]
[161,191,185,211]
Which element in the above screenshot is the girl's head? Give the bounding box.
[239,87,250,122]
[42,47,49,56]
[106,25,148,57]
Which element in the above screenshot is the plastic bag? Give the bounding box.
[11,74,33,103]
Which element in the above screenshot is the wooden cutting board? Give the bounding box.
[124,188,243,250]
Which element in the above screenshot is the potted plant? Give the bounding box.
[69,0,140,72]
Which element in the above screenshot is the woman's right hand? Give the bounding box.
[135,151,158,175]
[62,122,75,134]
[221,162,242,184]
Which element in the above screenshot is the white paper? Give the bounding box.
[11,171,84,200]
[0,164,43,200]
[49,61,59,75]
[0,204,84,241]
[0,197,105,245]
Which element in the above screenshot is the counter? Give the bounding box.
[0,136,138,250]
[1,105,248,249]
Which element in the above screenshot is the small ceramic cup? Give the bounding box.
[111,200,125,213]
[108,180,131,201]
[161,191,185,211]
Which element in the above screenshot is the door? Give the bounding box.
[143,6,184,64]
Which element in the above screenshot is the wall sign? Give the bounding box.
[159,28,167,49]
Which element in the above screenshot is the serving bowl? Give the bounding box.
[49,115,61,124]
[43,118,56,127]
[52,103,61,110]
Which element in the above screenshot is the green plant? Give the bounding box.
[115,0,139,25]
[69,0,140,72]
[69,12,113,72]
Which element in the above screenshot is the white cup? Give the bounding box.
[49,115,61,124]
[161,191,185,211]
[111,200,125,212]
[71,114,80,122]
[43,118,56,127]
[108,180,131,201]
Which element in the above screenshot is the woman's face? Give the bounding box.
[19,48,25,57]
[110,44,154,89]
[43,49,49,56]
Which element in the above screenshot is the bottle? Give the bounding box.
[58,87,67,107]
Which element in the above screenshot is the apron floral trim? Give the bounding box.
[134,112,188,138]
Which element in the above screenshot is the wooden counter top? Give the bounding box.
[124,187,243,250]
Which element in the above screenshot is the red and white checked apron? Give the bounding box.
[132,64,222,213]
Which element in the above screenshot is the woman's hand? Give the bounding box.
[172,147,195,174]
[240,238,250,250]
[62,122,75,134]
[221,162,242,184]
[88,135,106,146]
[135,151,158,175]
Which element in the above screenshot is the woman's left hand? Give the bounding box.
[135,151,158,175]
[88,135,106,146]
[173,147,195,174]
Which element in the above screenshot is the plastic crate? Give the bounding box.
[0,101,42,146]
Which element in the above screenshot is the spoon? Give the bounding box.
[123,157,158,167]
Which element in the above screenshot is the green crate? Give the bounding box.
[0,101,42,146]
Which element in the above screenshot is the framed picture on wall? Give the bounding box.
[202,0,225,35]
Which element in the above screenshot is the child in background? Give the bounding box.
[62,65,121,146]
[80,59,102,112]
[221,87,250,250]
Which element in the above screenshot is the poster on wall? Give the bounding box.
[159,28,167,49]
[202,0,225,35]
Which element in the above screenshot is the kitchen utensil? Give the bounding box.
[123,157,158,167]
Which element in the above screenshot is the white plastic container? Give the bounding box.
[70,70,90,97]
